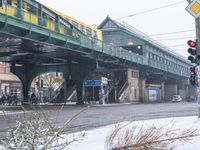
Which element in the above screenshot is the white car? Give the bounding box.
[172,95,182,102]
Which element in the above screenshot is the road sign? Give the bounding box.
[83,80,102,86]
[186,0,200,18]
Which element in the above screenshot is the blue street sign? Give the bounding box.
[83,80,102,86]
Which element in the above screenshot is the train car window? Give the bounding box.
[86,27,92,36]
[42,13,48,25]
[12,0,17,7]
[49,16,54,22]
[7,0,15,5]
[80,24,85,33]
[22,2,27,10]
[61,19,71,29]
[42,13,48,19]
[63,17,69,22]
[26,3,37,15]
[72,21,79,28]
[6,0,12,5]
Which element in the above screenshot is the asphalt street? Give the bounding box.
[0,102,198,139]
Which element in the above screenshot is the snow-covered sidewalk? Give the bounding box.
[1,116,200,150]
[67,116,200,150]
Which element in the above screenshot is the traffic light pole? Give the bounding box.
[195,17,200,118]
[186,0,200,118]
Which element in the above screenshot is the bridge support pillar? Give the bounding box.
[10,64,32,103]
[164,83,177,101]
[10,63,70,104]
[161,82,165,102]
[139,78,146,102]
[71,60,96,105]
[76,81,84,105]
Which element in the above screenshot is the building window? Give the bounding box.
[131,71,134,78]
[131,71,139,78]
[5,66,10,73]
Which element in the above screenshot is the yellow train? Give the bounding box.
[0,0,102,41]
[47,7,102,41]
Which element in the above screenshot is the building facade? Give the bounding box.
[0,63,21,97]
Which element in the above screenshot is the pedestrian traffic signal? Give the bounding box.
[187,40,197,64]
[190,66,196,85]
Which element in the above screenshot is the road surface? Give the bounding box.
[0,102,198,138]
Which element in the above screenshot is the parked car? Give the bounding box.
[172,95,182,102]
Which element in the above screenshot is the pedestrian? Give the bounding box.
[31,93,38,104]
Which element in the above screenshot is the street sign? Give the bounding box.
[186,0,200,18]
[83,80,102,86]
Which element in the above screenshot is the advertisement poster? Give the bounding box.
[149,90,157,101]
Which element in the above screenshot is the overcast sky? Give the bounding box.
[37,0,195,57]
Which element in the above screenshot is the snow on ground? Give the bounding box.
[0,111,25,115]
[66,116,200,150]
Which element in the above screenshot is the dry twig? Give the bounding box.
[106,122,200,150]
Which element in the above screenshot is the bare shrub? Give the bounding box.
[0,106,87,150]
[106,122,200,150]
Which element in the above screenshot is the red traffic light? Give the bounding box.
[190,70,195,75]
[187,40,196,47]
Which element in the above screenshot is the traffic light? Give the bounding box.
[187,40,197,64]
[190,66,196,85]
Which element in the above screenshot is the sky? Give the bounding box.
[36,0,196,57]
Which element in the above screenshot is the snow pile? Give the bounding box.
[1,116,200,149]
[67,116,200,150]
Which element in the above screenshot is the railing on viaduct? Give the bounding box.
[0,4,191,77]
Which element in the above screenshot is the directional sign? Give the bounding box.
[186,0,200,18]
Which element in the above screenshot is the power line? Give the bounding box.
[172,49,188,51]
[148,29,195,37]
[156,36,195,41]
[166,44,187,47]
[116,1,186,20]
